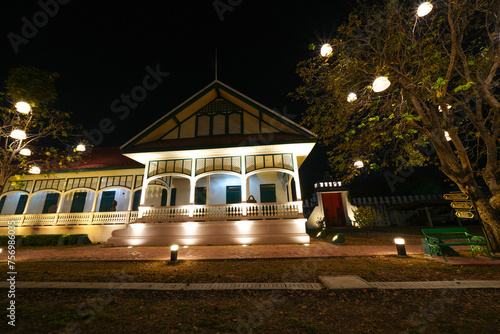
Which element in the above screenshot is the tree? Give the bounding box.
[295,0,500,251]
[0,66,82,193]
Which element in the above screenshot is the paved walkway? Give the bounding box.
[14,242,429,261]
[11,241,499,266]
[2,277,499,291]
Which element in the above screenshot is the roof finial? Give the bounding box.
[215,48,218,81]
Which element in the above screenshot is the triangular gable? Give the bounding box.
[121,81,315,152]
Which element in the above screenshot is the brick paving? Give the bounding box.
[14,241,429,261]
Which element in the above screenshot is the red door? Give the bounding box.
[321,193,346,227]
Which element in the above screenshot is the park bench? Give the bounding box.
[421,227,495,262]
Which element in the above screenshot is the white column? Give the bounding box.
[292,155,302,201]
[189,178,196,205]
[241,155,247,202]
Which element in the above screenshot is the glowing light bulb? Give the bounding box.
[15,102,31,114]
[320,44,333,57]
[417,2,433,17]
[372,77,391,92]
[10,129,27,140]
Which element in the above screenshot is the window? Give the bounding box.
[70,192,87,213]
[195,187,206,205]
[42,193,59,213]
[226,186,241,204]
[99,191,116,212]
[260,184,276,203]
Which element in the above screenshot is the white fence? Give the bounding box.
[140,202,303,222]
[0,211,138,227]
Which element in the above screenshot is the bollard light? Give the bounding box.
[170,244,179,262]
[394,238,407,256]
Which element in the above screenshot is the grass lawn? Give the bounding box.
[1,225,499,333]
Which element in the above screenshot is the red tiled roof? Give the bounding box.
[130,133,313,151]
[59,146,143,171]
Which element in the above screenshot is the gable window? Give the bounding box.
[195,99,242,137]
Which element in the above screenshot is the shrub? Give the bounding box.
[353,206,376,230]
[23,234,61,246]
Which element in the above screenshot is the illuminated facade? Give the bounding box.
[0,81,316,245]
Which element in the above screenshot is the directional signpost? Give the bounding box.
[450,201,474,210]
[443,193,469,201]
[444,192,475,219]
[455,210,475,219]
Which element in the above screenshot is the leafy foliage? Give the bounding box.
[295,0,500,250]
[0,67,82,192]
[352,206,376,230]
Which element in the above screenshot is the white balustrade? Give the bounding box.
[0,211,138,227]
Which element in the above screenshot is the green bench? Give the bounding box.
[421,227,495,262]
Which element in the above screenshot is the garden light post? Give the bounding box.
[394,238,407,256]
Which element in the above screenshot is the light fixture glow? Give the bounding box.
[347,92,357,102]
[438,104,451,112]
[304,243,310,246]
[444,131,452,141]
[20,148,31,156]
[320,43,333,57]
[354,160,364,169]
[10,129,27,140]
[372,76,391,92]
[417,2,433,17]
[171,244,179,251]
[15,102,31,114]
[76,144,86,152]
[242,244,248,247]
[29,166,41,174]
[394,238,405,245]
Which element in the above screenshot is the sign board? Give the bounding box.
[455,211,475,219]
[451,201,474,210]
[443,193,469,201]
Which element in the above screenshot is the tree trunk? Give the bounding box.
[455,179,500,253]
[473,198,500,253]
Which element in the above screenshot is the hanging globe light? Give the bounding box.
[354,160,364,168]
[20,148,32,156]
[29,166,41,174]
[438,104,451,112]
[444,131,451,141]
[320,44,333,57]
[10,129,27,140]
[372,76,391,92]
[15,102,31,114]
[76,144,86,152]
[417,2,433,17]
[347,92,357,102]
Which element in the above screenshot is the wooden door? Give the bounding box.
[321,193,346,227]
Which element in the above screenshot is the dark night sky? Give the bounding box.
[1,0,353,148]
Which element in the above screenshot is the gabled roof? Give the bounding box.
[48,147,143,173]
[121,80,315,153]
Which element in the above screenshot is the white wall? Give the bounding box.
[171,178,190,205]
[0,193,24,215]
[207,174,241,204]
[60,191,96,213]
[143,186,164,207]
[96,188,130,211]
[248,172,288,203]
[26,192,60,214]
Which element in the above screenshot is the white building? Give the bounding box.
[0,81,316,245]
